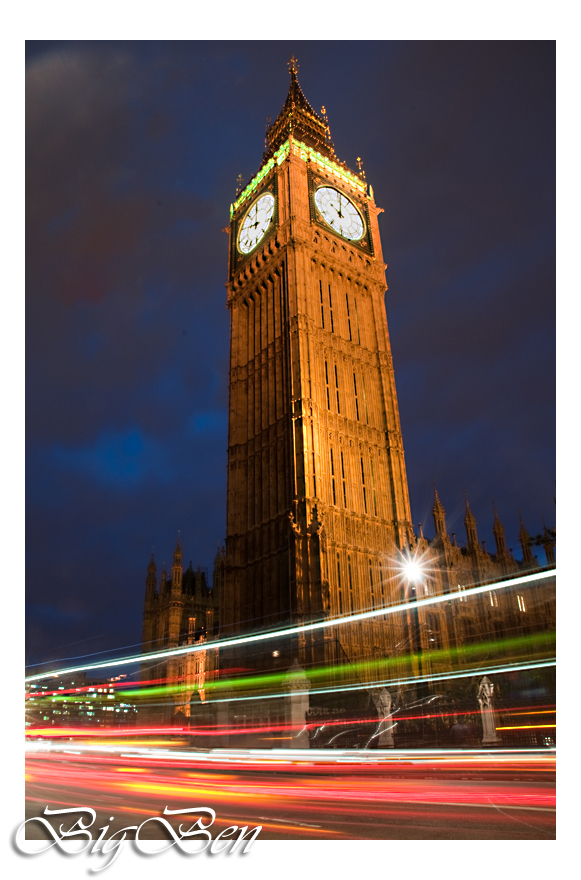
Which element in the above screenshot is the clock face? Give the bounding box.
[237,193,275,254]
[314,186,365,241]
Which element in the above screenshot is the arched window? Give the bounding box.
[348,555,354,613]
[337,554,343,615]
[330,446,337,505]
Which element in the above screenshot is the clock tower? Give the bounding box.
[222,59,413,676]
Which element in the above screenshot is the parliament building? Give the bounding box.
[142,61,555,739]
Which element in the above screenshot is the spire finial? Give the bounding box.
[288,55,299,79]
[236,173,243,196]
[356,156,366,180]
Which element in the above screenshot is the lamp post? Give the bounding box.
[403,560,424,688]
[402,559,429,745]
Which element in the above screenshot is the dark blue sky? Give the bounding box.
[26,40,555,667]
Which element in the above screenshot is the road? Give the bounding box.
[24,744,555,841]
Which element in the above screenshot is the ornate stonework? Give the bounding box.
[222,67,414,676]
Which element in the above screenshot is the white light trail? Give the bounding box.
[25,740,556,763]
[25,568,555,682]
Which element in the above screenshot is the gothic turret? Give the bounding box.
[171,534,183,594]
[464,500,479,552]
[145,552,157,602]
[432,489,447,539]
[543,526,556,565]
[492,507,508,558]
[519,516,534,565]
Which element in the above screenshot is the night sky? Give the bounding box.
[25,40,555,668]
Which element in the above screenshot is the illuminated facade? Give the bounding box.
[140,61,555,740]
[221,61,556,681]
[141,538,220,720]
[223,60,415,677]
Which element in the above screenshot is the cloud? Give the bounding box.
[49,428,174,488]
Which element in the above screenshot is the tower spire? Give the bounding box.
[432,485,447,539]
[542,525,556,565]
[492,504,508,559]
[518,514,534,565]
[171,534,183,594]
[265,60,335,160]
[145,551,157,601]
[288,54,299,81]
[464,498,479,551]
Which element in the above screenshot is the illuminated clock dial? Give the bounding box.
[314,186,364,241]
[237,193,275,254]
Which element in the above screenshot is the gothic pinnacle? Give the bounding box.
[288,55,299,80]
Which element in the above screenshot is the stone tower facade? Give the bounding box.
[141,537,219,721]
[139,62,555,742]
[222,61,414,673]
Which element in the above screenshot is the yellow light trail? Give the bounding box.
[496,724,556,731]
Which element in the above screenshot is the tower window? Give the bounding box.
[319,280,325,329]
[325,361,331,410]
[360,457,367,513]
[348,556,354,613]
[334,364,340,413]
[517,594,527,612]
[362,372,369,424]
[340,449,347,507]
[312,449,317,497]
[328,284,334,334]
[489,591,498,607]
[354,297,361,344]
[346,293,352,341]
[311,422,317,498]
[353,372,360,421]
[370,458,377,516]
[427,614,441,650]
[369,561,375,610]
[330,447,337,505]
[337,554,343,615]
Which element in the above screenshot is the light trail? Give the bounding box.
[25,740,556,763]
[24,702,557,740]
[25,568,556,682]
[496,725,557,731]
[26,657,555,720]
[189,657,555,706]
[26,657,556,711]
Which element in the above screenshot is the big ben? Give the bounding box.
[222,59,414,675]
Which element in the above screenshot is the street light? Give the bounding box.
[399,553,427,691]
[403,560,424,584]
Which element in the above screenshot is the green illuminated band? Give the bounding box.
[231,142,289,217]
[291,140,366,194]
[230,138,366,217]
